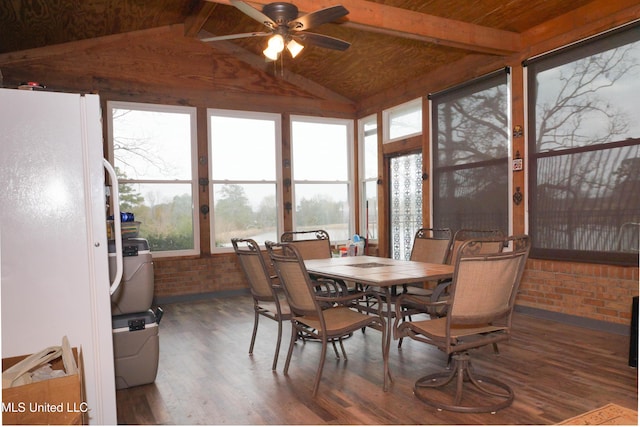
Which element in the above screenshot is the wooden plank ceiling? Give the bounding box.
[0,0,601,104]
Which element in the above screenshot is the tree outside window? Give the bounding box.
[109,103,198,256]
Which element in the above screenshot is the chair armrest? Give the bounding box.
[313,278,349,297]
[314,289,385,317]
[430,279,452,303]
[394,294,449,329]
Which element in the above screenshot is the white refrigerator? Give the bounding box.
[0,88,118,424]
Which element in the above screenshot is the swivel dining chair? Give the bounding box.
[398,229,507,348]
[266,241,389,396]
[232,238,291,371]
[394,235,530,413]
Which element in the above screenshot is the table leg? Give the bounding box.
[383,287,393,390]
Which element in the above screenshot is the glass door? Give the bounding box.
[390,153,422,260]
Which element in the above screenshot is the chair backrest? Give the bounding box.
[280,230,332,260]
[410,228,452,264]
[448,229,505,266]
[447,235,530,327]
[266,241,320,317]
[232,238,276,301]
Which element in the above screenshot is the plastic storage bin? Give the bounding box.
[109,238,154,315]
[112,309,162,389]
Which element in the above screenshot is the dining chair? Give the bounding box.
[395,228,452,347]
[402,227,452,293]
[281,229,354,294]
[398,230,508,349]
[394,235,530,413]
[363,227,449,328]
[231,238,291,371]
[266,241,389,396]
[428,228,506,312]
[280,229,333,260]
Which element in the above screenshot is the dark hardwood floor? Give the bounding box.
[116,295,638,425]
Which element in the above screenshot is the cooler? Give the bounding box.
[112,308,162,390]
[109,237,154,315]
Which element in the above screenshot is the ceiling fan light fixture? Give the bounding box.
[263,34,285,60]
[267,34,285,52]
[263,46,280,60]
[286,39,304,58]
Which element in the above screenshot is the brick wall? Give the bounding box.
[152,254,639,326]
[153,253,247,300]
[518,258,639,325]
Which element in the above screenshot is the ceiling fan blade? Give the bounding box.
[230,0,277,29]
[200,32,271,42]
[295,32,350,51]
[289,5,349,31]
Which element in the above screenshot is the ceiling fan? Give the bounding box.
[201,0,350,60]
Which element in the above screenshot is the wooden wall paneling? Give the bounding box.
[281,113,293,233]
[376,111,388,258]
[510,63,526,236]
[421,95,432,228]
[0,24,356,117]
[197,106,211,255]
[352,119,361,237]
[381,134,421,156]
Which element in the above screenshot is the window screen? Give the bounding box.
[430,69,510,235]
[526,23,640,265]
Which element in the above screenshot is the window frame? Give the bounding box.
[382,98,423,143]
[106,100,200,258]
[290,115,355,243]
[358,114,379,243]
[207,108,283,254]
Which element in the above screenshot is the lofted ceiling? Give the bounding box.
[0,0,615,105]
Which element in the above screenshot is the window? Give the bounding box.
[358,115,379,241]
[108,102,198,257]
[430,69,510,234]
[383,98,422,143]
[390,153,423,260]
[291,116,354,242]
[209,110,282,250]
[526,24,640,265]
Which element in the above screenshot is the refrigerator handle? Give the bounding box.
[103,159,123,296]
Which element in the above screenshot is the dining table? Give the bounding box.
[304,255,454,389]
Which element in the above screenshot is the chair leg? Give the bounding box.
[272,318,283,371]
[338,338,348,360]
[382,319,391,390]
[249,309,259,355]
[283,324,297,375]
[331,340,341,359]
[312,339,328,396]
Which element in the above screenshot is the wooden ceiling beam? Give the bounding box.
[184,1,219,37]
[203,0,522,55]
